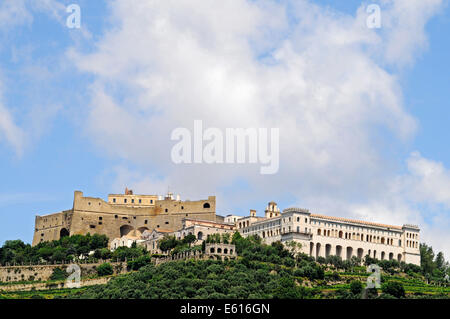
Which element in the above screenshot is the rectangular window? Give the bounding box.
[113,198,116,203]
[124,199,127,203]
[139,199,142,204]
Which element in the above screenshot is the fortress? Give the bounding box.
[32,190,421,265]
[32,189,217,246]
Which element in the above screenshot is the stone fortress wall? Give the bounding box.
[33,189,217,246]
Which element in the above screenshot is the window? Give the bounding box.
[132,199,135,203]
[113,198,116,203]
[203,203,210,208]
[181,206,184,210]
[165,221,169,224]
[150,200,153,204]
[99,217,102,220]
[115,215,118,219]
[124,199,127,203]
[165,208,168,212]
[144,220,148,224]
[139,199,142,204]
[90,225,96,229]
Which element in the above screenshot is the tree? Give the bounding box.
[183,234,197,247]
[97,263,114,276]
[349,280,363,295]
[420,243,436,275]
[50,267,68,281]
[381,281,405,298]
[435,252,445,270]
[159,236,179,252]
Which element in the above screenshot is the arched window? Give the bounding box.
[203,203,210,208]
[197,231,203,240]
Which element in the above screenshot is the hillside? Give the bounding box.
[0,233,449,299]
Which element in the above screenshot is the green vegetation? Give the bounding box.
[0,234,109,264]
[96,263,113,276]
[61,233,449,299]
[49,267,68,281]
[382,281,405,298]
[1,232,449,299]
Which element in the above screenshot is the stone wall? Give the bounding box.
[33,191,218,246]
[0,262,127,283]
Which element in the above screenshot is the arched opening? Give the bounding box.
[203,203,210,209]
[357,248,364,259]
[210,247,215,253]
[397,253,402,262]
[336,245,342,257]
[224,248,228,254]
[373,250,377,259]
[310,242,314,257]
[197,231,203,240]
[317,229,322,236]
[217,248,222,254]
[381,237,385,245]
[325,244,332,258]
[346,247,353,260]
[381,251,386,260]
[230,249,233,254]
[338,231,343,238]
[389,252,394,260]
[120,225,134,237]
[60,228,69,238]
[315,243,321,259]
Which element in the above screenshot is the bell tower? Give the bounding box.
[265,201,280,219]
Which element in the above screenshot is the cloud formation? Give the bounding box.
[66,0,446,255]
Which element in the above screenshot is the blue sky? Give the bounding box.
[0,0,449,256]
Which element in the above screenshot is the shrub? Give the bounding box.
[49,267,68,281]
[97,263,114,276]
[349,280,363,295]
[128,255,151,271]
[381,281,405,298]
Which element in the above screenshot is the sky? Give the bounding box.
[0,0,449,257]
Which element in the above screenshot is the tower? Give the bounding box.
[265,201,280,219]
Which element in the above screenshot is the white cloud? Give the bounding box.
[0,0,33,30]
[69,1,448,254]
[378,0,444,66]
[402,152,450,207]
[0,102,24,156]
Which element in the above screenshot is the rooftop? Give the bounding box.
[310,214,403,230]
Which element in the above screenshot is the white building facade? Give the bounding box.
[237,204,420,265]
